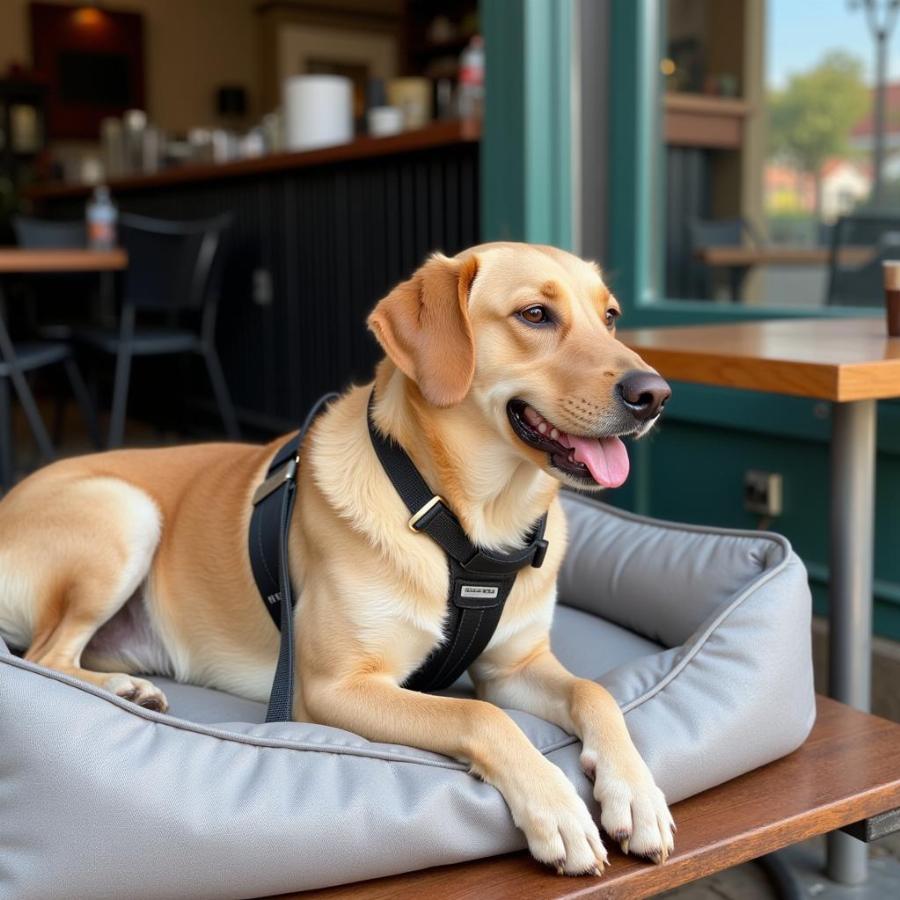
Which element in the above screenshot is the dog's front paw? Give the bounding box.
[581,748,675,863]
[103,673,169,712]
[506,764,608,876]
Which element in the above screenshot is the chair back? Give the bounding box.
[13,216,87,248]
[689,218,761,250]
[826,214,900,306]
[118,213,233,313]
[688,218,762,300]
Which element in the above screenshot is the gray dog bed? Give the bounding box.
[0,493,815,899]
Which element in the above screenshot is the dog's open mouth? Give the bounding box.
[507,399,630,488]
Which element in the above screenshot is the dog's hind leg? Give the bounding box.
[12,476,169,711]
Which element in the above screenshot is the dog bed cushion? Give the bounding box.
[0,494,815,899]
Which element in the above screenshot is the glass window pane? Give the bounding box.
[661,0,900,307]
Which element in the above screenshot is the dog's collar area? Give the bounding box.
[367,390,549,579]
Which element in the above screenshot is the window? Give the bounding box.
[660,0,900,308]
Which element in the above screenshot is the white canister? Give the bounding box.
[283,75,353,151]
[367,106,404,138]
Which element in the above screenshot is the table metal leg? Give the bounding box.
[826,398,876,884]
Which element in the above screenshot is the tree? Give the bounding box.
[768,51,870,218]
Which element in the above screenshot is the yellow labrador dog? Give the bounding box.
[0,242,673,876]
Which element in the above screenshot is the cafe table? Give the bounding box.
[0,248,127,476]
[694,246,873,269]
[619,316,900,884]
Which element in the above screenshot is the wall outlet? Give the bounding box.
[744,470,783,517]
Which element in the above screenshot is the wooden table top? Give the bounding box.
[619,317,900,402]
[286,697,900,900]
[0,248,127,273]
[695,245,873,268]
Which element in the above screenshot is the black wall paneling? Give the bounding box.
[46,142,481,435]
[664,145,711,300]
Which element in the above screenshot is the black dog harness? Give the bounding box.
[249,390,549,722]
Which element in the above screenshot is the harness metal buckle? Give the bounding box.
[408,495,445,532]
[252,456,299,506]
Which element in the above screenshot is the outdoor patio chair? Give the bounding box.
[0,218,100,489]
[74,212,241,446]
[3,492,855,899]
[689,217,764,302]
[826,213,900,306]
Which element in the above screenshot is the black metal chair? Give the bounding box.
[0,329,100,490]
[76,212,240,447]
[689,218,763,302]
[13,216,87,249]
[12,216,94,342]
[826,213,900,306]
[12,216,106,447]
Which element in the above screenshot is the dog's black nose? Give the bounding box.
[616,370,671,421]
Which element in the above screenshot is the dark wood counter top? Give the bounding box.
[27,119,480,200]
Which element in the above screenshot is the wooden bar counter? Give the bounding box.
[26,120,480,202]
[26,121,481,433]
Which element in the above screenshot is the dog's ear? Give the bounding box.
[368,253,479,407]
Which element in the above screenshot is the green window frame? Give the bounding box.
[608,0,883,325]
[482,0,900,640]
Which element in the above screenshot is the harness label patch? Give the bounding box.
[460,585,500,599]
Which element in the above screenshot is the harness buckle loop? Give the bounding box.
[252,456,299,506]
[408,495,445,532]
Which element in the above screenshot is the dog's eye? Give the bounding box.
[518,305,551,326]
[605,308,620,329]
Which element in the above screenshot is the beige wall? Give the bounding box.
[0,0,259,134]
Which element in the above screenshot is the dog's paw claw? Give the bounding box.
[103,674,169,713]
[514,770,608,877]
[138,696,166,712]
[589,755,675,866]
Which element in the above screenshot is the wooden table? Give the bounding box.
[0,248,127,274]
[0,248,127,483]
[694,246,873,269]
[619,317,898,883]
[281,698,900,900]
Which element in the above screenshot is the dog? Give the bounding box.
[0,242,674,876]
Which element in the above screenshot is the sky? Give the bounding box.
[768,0,900,88]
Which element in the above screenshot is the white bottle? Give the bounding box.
[86,185,117,250]
[457,35,485,121]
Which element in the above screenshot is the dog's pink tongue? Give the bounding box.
[566,435,630,488]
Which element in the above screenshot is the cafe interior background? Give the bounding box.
[0,0,899,719]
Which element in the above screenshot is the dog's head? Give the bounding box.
[368,243,670,491]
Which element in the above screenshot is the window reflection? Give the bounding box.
[662,0,900,307]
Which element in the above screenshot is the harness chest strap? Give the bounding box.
[365,392,548,692]
[248,389,549,722]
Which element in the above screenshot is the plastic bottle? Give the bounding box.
[86,185,117,250]
[457,35,484,121]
